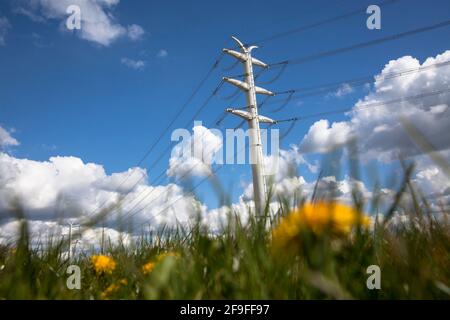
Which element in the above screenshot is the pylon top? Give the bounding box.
[231,36,258,53]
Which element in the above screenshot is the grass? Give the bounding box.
[0,127,449,299]
[0,178,448,300]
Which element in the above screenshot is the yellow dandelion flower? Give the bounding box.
[100,283,120,299]
[272,202,370,250]
[100,278,127,299]
[91,255,116,275]
[142,261,155,275]
[156,251,179,262]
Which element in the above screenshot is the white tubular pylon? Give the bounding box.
[223,36,275,216]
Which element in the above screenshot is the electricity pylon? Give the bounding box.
[223,36,275,216]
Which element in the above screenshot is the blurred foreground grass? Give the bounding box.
[0,191,448,299]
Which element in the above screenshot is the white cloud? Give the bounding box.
[411,151,450,209]
[157,49,168,58]
[0,147,445,244]
[13,6,46,22]
[127,24,145,41]
[242,146,368,207]
[0,152,202,233]
[243,173,371,208]
[0,126,19,148]
[264,146,318,182]
[299,50,450,162]
[0,219,136,253]
[15,0,145,46]
[121,57,146,70]
[0,17,11,46]
[204,198,253,233]
[167,125,223,179]
[334,83,354,97]
[300,119,352,153]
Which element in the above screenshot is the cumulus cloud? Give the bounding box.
[0,148,444,245]
[0,16,11,46]
[0,219,136,253]
[15,0,145,46]
[300,50,450,161]
[410,151,450,209]
[243,173,371,207]
[121,57,146,70]
[167,124,223,179]
[0,152,202,233]
[242,145,369,207]
[0,126,19,148]
[300,120,352,154]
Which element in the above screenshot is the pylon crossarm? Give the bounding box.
[223,48,269,68]
[226,108,252,121]
[255,86,275,96]
[223,48,247,62]
[250,57,269,68]
[258,115,277,124]
[223,77,249,91]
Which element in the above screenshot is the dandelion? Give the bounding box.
[142,261,155,275]
[272,202,370,250]
[91,255,116,275]
[101,283,120,299]
[141,252,179,275]
[156,251,179,262]
[100,278,128,299]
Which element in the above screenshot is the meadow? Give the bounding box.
[0,162,449,300]
[1,125,449,300]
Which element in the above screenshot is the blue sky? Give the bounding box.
[0,0,449,212]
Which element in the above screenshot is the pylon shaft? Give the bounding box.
[243,51,267,216]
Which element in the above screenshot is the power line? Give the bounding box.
[99,2,409,217]
[266,59,450,107]
[106,80,226,220]
[95,17,450,226]
[99,73,254,223]
[253,0,399,45]
[275,60,450,95]
[116,76,247,215]
[293,89,450,121]
[125,117,279,224]
[231,60,450,128]
[121,69,282,220]
[268,19,450,67]
[119,87,260,224]
[120,121,225,223]
[85,47,228,220]
[122,81,272,221]
[123,88,449,225]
